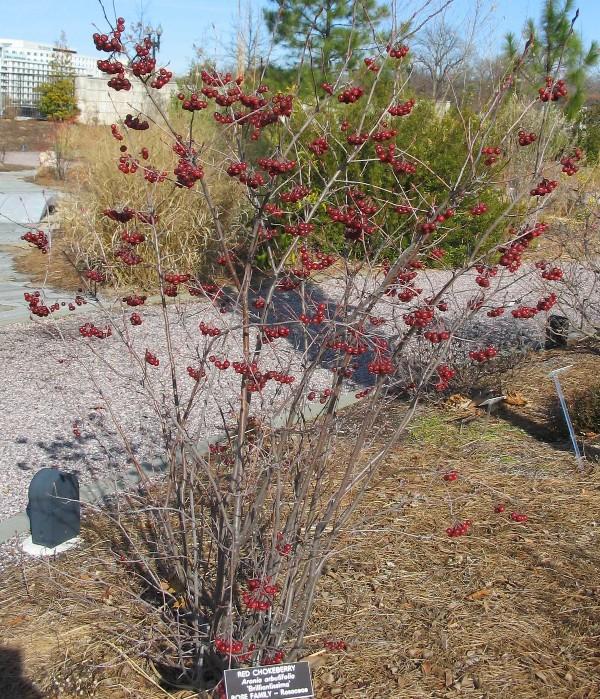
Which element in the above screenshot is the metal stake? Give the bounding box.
[549,365,585,471]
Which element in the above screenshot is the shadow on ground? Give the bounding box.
[0,647,43,699]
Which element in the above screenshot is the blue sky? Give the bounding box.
[2,0,599,73]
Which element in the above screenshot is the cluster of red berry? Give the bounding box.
[84,269,105,283]
[242,577,279,612]
[187,282,223,302]
[110,123,123,140]
[122,294,146,306]
[262,650,286,666]
[199,321,221,337]
[284,222,315,238]
[530,177,558,196]
[482,146,501,166]
[470,202,488,216]
[347,132,369,146]
[446,519,473,537]
[79,323,112,339]
[367,352,394,376]
[424,329,450,344]
[326,333,368,356]
[174,158,204,188]
[537,293,558,311]
[262,325,291,342]
[93,17,125,52]
[364,57,380,72]
[388,98,415,116]
[117,154,138,174]
[539,77,567,102]
[309,137,329,156]
[187,366,206,381]
[124,113,149,130]
[338,86,364,103]
[131,56,155,78]
[130,312,142,326]
[280,185,310,203]
[435,364,456,391]
[145,350,159,366]
[355,387,372,399]
[97,59,124,75]
[511,305,538,319]
[386,43,409,59]
[143,166,168,184]
[299,303,327,325]
[394,204,414,215]
[178,93,208,111]
[403,306,435,328]
[257,157,297,177]
[214,638,256,662]
[108,73,132,91]
[115,247,142,266]
[487,306,505,318]
[443,470,459,481]
[475,264,498,288]
[297,246,336,273]
[469,346,498,363]
[510,512,528,522]
[498,222,548,272]
[151,67,172,89]
[21,229,49,253]
[541,266,563,281]
[307,388,332,403]
[24,292,51,317]
[560,147,583,175]
[371,127,397,142]
[104,207,136,223]
[518,130,537,146]
[324,639,348,651]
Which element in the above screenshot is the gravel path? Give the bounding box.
[0,262,598,523]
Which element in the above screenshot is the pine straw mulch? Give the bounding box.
[1,400,600,698]
[497,339,600,453]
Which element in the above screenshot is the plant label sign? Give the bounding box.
[223,661,314,699]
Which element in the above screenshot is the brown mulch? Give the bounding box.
[1,369,599,698]
[498,340,600,453]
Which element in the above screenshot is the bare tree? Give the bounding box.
[413,16,472,101]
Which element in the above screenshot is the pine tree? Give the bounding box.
[263,0,388,74]
[37,32,79,121]
[505,0,599,118]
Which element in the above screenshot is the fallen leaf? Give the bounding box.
[505,392,528,406]
[468,588,492,601]
[6,615,27,627]
[421,660,433,675]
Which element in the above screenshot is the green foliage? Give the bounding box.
[37,32,78,121]
[504,0,599,119]
[263,0,388,74]
[576,103,600,163]
[37,79,78,121]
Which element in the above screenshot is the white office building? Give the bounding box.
[0,38,101,116]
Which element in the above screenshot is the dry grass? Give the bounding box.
[59,113,245,291]
[1,357,599,697]
[9,231,83,292]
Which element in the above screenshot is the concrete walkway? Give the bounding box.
[0,167,63,324]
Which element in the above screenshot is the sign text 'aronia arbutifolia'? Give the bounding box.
[223,661,314,699]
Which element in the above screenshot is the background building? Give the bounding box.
[0,38,100,117]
